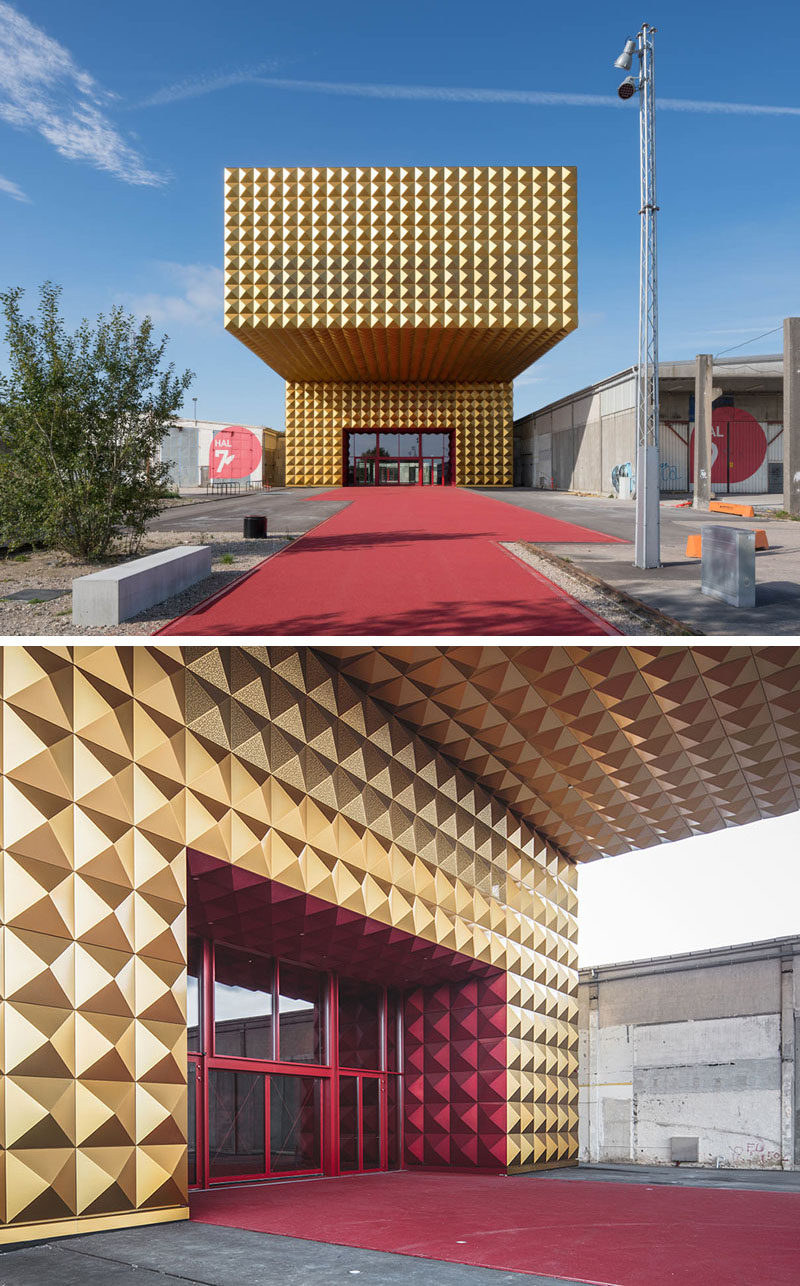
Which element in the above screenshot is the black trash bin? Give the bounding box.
[243,515,268,538]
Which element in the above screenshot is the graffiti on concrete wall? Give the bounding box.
[611,462,634,495]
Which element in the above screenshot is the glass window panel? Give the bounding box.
[270,1075,321,1172]
[387,1074,401,1169]
[377,432,402,456]
[421,432,448,457]
[387,991,400,1073]
[187,1062,198,1185]
[214,945,274,1060]
[339,978,382,1069]
[339,1075,359,1171]
[208,1069,265,1178]
[187,938,202,1053]
[278,963,325,1064]
[350,432,377,463]
[361,1077,381,1169]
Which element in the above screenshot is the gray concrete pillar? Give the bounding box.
[784,318,800,517]
[779,948,795,1169]
[693,353,713,510]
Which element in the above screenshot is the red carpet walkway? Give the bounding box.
[160,488,623,636]
[190,1170,800,1286]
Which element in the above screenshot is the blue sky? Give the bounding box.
[1,0,799,429]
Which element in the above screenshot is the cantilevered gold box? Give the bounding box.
[224,167,578,486]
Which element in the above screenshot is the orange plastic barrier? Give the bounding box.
[686,529,768,558]
[709,501,755,518]
[686,534,702,558]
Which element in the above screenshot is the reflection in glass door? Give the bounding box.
[339,1073,384,1172]
[187,1059,200,1187]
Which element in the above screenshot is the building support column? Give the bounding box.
[784,319,800,517]
[693,353,713,510]
[585,979,600,1163]
[780,947,796,1169]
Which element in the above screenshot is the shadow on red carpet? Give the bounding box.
[159,488,624,636]
[189,1170,800,1286]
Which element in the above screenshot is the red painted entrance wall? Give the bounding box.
[404,976,507,1170]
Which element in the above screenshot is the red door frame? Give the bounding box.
[342,431,454,486]
[188,938,401,1188]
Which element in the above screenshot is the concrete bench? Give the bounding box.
[73,545,212,626]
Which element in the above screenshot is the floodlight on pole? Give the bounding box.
[614,39,637,70]
[612,24,661,569]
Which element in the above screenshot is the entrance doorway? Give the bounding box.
[339,1074,384,1171]
[186,938,403,1189]
[345,431,453,485]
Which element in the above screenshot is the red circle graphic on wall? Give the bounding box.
[209,426,262,481]
[689,407,768,487]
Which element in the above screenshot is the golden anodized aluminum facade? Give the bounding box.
[223,166,578,486]
[3,644,798,1243]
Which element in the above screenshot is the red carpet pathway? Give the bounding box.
[160,488,623,636]
[190,1171,800,1286]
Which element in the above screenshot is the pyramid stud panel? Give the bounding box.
[223,167,578,384]
[324,645,800,862]
[1,647,188,1237]
[285,382,513,487]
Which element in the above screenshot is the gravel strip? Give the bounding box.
[0,532,290,636]
[503,541,697,636]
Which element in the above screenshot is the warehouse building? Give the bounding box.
[160,419,285,490]
[514,354,783,496]
[579,935,799,1170]
[1,645,798,1244]
[223,166,577,488]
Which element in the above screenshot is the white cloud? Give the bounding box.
[0,172,29,202]
[0,2,164,186]
[143,69,800,120]
[139,61,280,108]
[123,263,223,328]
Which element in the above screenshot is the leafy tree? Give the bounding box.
[0,282,194,559]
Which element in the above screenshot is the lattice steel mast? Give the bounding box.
[615,24,661,568]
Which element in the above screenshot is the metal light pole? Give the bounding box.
[615,25,661,568]
[192,396,198,426]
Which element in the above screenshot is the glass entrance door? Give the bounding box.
[186,937,403,1187]
[344,432,453,485]
[421,457,445,485]
[339,1073,385,1172]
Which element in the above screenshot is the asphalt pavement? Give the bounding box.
[477,488,800,634]
[150,489,348,536]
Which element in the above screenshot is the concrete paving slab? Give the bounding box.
[0,1221,584,1286]
[528,1162,800,1192]
[478,489,800,634]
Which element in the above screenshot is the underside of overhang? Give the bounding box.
[320,646,800,864]
[223,320,576,383]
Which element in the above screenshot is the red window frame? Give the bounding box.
[187,937,403,1188]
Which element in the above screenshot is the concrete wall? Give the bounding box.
[579,937,799,1169]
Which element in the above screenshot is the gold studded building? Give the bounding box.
[2,644,799,1244]
[223,167,578,487]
